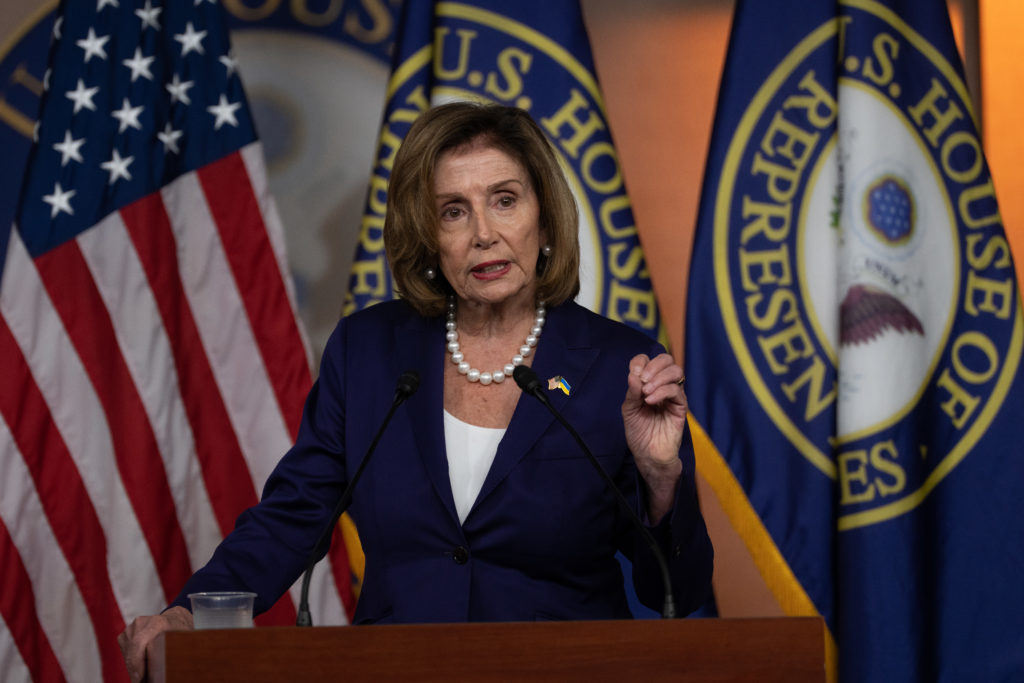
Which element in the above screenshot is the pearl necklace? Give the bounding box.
[446,297,546,385]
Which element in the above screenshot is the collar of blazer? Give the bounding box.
[392,301,601,524]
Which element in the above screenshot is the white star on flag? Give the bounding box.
[65,78,99,114]
[207,94,241,130]
[53,130,86,166]
[219,53,239,77]
[122,47,155,82]
[42,181,75,217]
[111,97,144,133]
[157,122,184,154]
[165,73,194,105]
[100,149,134,184]
[135,1,162,30]
[97,0,119,10]
[174,22,207,56]
[75,27,110,62]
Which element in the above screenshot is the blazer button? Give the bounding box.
[453,546,469,564]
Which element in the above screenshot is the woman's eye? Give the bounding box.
[441,206,463,220]
[497,195,516,208]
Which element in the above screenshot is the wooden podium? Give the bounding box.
[149,617,825,682]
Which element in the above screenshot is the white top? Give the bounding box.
[443,409,506,524]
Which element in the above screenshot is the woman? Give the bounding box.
[119,102,712,680]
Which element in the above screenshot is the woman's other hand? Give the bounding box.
[622,353,687,522]
[117,606,193,683]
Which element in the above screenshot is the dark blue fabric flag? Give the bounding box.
[345,0,663,343]
[344,0,670,619]
[686,0,1024,680]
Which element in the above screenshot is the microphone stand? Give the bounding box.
[295,371,420,627]
[513,365,677,619]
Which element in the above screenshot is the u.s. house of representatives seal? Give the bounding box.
[713,0,1021,529]
[345,3,661,341]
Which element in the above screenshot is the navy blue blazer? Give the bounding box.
[172,300,713,622]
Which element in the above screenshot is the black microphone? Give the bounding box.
[295,370,420,626]
[513,364,677,619]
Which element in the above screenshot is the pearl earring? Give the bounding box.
[541,244,552,257]
[425,267,436,280]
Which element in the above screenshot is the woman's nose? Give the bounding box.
[472,213,497,247]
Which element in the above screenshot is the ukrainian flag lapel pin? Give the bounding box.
[547,375,571,396]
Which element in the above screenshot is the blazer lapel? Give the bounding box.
[393,310,461,524]
[471,303,599,510]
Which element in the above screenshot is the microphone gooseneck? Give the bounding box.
[295,369,420,627]
[512,365,678,619]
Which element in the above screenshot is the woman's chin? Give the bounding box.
[454,282,536,309]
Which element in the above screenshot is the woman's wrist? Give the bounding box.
[640,457,683,523]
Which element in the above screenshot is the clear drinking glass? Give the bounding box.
[188,591,257,629]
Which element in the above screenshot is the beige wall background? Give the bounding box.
[582,0,783,616]
[3,0,1021,619]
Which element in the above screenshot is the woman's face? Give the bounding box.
[434,142,545,310]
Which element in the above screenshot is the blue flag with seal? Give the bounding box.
[344,0,663,343]
[685,0,1024,680]
[344,0,668,617]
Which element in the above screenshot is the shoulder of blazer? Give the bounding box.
[343,298,420,329]
[547,301,664,357]
[327,300,438,349]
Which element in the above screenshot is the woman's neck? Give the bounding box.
[453,294,538,339]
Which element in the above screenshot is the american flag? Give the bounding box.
[0,2,353,681]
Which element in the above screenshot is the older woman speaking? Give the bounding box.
[119,102,712,681]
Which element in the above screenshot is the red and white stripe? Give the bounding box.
[0,141,353,683]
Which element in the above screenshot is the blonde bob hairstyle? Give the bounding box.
[383,101,581,317]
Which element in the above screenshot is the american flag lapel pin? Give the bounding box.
[547,375,571,396]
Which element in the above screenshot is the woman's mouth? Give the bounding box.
[471,261,511,279]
